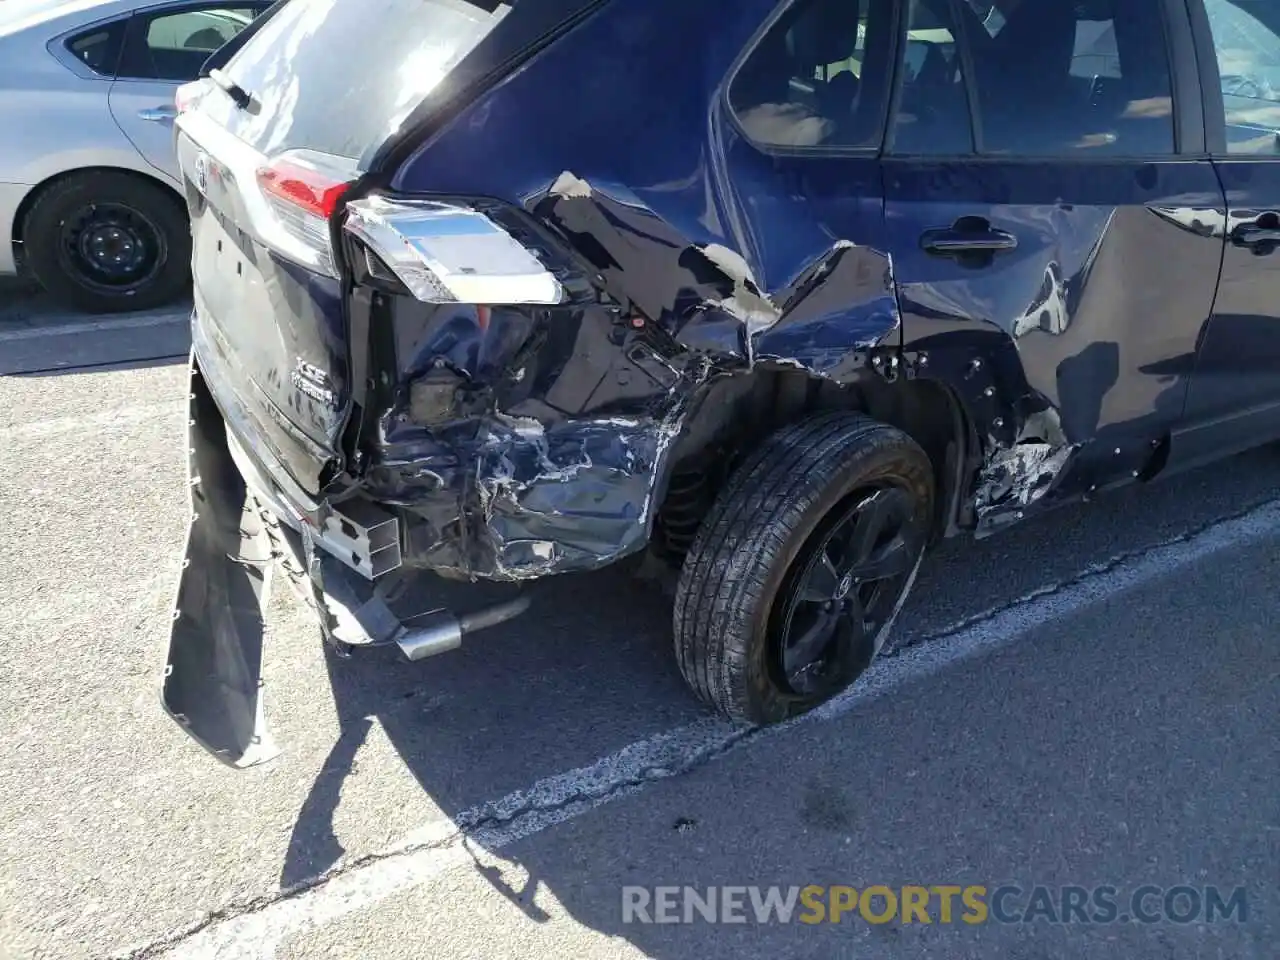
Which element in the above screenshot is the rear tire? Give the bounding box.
[673,412,934,725]
[22,171,190,314]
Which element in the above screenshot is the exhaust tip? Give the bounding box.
[396,612,464,662]
[395,595,531,662]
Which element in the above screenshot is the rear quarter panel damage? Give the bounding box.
[354,179,902,580]
[351,0,918,580]
[889,173,1227,535]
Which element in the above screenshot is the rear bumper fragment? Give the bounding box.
[162,357,279,768]
[164,354,537,766]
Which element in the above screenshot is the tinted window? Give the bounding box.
[964,0,1175,156]
[120,5,263,82]
[1071,19,1121,79]
[216,0,511,161]
[963,0,1007,36]
[891,0,972,154]
[65,21,126,77]
[1203,0,1280,155]
[729,0,896,149]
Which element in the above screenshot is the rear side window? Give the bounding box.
[1071,18,1121,79]
[119,5,265,82]
[891,0,972,154]
[962,0,1175,156]
[1202,0,1280,155]
[728,0,896,150]
[65,21,127,77]
[217,0,512,162]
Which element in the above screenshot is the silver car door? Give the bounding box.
[108,5,263,182]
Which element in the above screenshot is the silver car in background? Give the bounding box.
[0,0,270,313]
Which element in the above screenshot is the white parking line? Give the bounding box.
[0,311,188,342]
[137,496,1280,960]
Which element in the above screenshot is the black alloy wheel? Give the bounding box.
[674,411,936,724]
[771,483,926,699]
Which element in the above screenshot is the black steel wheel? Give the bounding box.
[674,412,934,724]
[22,171,191,314]
[58,200,164,293]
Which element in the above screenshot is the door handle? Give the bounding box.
[1230,211,1280,250]
[921,217,1019,257]
[138,106,178,123]
[1235,227,1280,244]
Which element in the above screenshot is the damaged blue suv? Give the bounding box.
[166,0,1280,765]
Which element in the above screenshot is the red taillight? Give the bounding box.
[240,149,359,276]
[256,158,352,218]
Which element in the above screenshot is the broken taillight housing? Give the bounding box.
[343,196,563,305]
[255,151,357,277]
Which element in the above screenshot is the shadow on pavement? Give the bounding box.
[277,565,688,888]
[271,443,1280,958]
[453,538,1278,959]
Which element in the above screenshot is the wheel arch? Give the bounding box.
[653,365,978,562]
[10,165,186,269]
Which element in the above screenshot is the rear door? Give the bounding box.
[883,0,1226,528]
[108,2,268,181]
[714,0,899,346]
[1180,0,1280,458]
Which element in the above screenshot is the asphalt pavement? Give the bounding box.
[0,291,1276,960]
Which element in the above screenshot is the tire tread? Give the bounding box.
[673,411,932,723]
[22,171,190,314]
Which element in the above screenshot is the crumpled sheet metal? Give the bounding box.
[372,172,903,581]
[533,172,902,370]
[972,401,1079,535]
[365,390,694,581]
[475,412,686,578]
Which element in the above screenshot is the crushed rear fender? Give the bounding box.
[347,174,901,581]
[531,172,901,370]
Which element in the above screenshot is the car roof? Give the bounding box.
[0,0,140,40]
